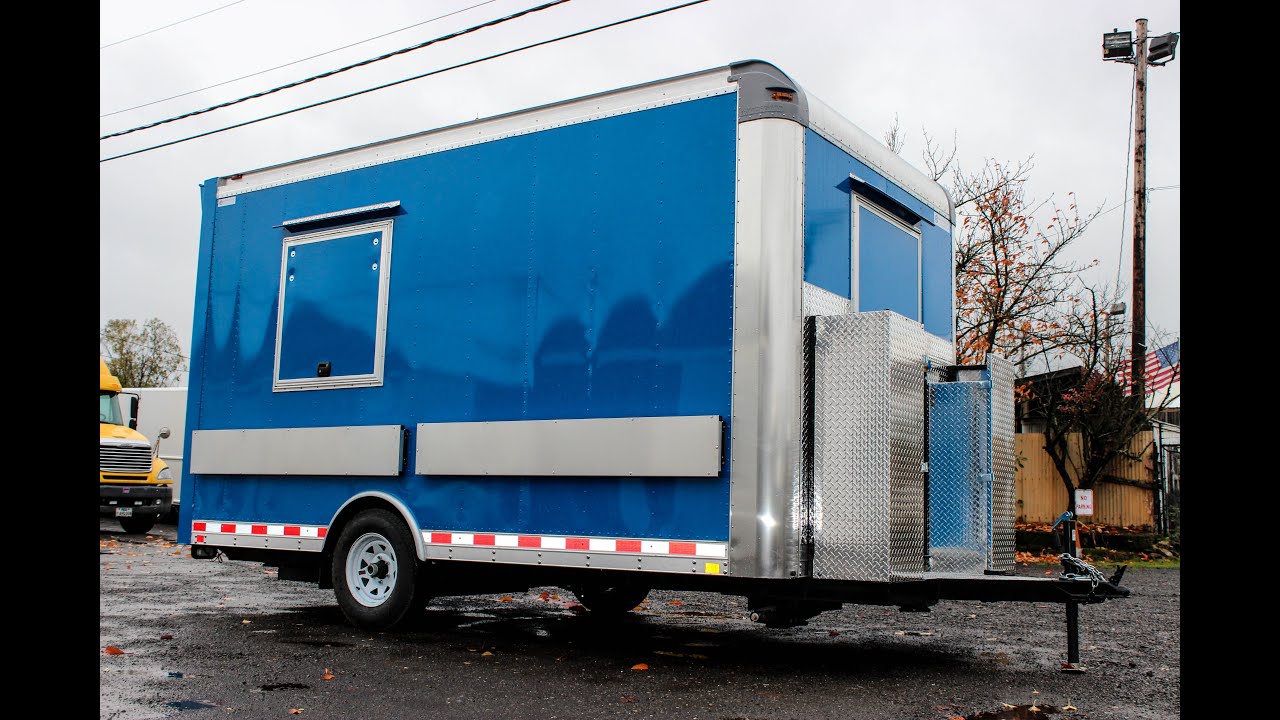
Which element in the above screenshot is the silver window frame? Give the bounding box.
[850,194,923,321]
[272,218,394,392]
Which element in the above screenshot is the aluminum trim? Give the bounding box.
[189,425,405,476]
[281,201,400,227]
[727,118,806,579]
[423,544,726,575]
[986,354,1017,572]
[802,282,850,317]
[328,491,428,561]
[217,68,735,198]
[192,535,325,552]
[414,416,723,477]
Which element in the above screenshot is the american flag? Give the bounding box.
[1119,340,1179,396]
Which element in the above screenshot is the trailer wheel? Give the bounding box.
[119,517,156,534]
[331,509,422,631]
[569,582,650,616]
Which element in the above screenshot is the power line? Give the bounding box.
[101,0,249,50]
[1114,65,1135,290]
[1095,184,1178,220]
[100,0,499,119]
[100,0,714,163]
[101,0,573,140]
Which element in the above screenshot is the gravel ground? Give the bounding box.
[100,521,1178,719]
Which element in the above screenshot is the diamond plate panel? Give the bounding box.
[811,311,932,581]
[926,381,990,574]
[986,353,1017,572]
[803,282,851,317]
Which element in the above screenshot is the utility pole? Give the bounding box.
[1130,18,1148,400]
[1102,20,1177,400]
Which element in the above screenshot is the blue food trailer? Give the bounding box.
[179,60,1126,667]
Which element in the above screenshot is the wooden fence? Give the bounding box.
[1014,431,1154,528]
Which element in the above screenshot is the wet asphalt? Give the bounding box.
[100,521,1179,719]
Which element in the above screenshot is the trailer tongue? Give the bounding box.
[179,59,1128,672]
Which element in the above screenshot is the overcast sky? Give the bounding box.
[100,0,1180,373]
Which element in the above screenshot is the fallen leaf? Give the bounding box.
[668,601,683,606]
[104,646,126,655]
[1063,706,1078,711]
[829,630,841,637]
[171,550,182,555]
[322,669,335,681]
[1001,703,1017,709]
[499,597,513,602]
[289,710,303,715]
[241,619,252,625]
[631,663,649,671]
[632,605,645,611]
[539,592,551,600]
[160,634,174,640]
[481,651,494,657]
[1044,569,1053,575]
[620,696,636,703]
[551,594,560,600]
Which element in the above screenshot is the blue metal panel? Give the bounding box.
[921,223,952,340]
[189,94,738,541]
[177,180,219,545]
[858,207,919,321]
[803,130,953,340]
[278,230,382,380]
[803,131,851,298]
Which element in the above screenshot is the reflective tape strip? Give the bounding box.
[192,520,328,542]
[422,530,728,559]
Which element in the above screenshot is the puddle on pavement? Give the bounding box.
[967,705,1060,719]
[259,682,311,691]
[166,700,215,711]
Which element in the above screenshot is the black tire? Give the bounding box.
[570,581,650,616]
[331,509,422,631]
[119,517,156,534]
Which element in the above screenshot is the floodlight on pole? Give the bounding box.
[1103,30,1134,60]
[1148,32,1179,65]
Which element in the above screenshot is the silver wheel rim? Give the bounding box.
[346,532,399,608]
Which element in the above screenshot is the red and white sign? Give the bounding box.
[1074,489,1094,516]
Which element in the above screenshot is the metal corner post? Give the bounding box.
[727,116,806,579]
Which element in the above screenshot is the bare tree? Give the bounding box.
[1026,285,1180,513]
[101,318,186,388]
[883,113,906,154]
[952,159,1101,366]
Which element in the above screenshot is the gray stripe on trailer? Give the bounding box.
[190,425,405,476]
[415,416,723,477]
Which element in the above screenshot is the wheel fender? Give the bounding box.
[326,492,426,561]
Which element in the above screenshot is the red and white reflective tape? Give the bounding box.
[423,531,727,559]
[191,520,328,544]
